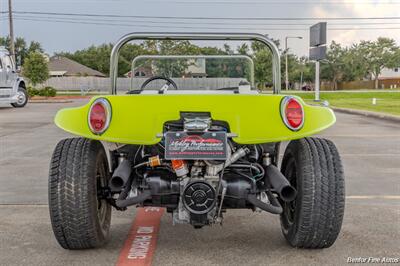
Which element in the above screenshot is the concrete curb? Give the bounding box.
[29,100,73,103]
[332,107,400,123]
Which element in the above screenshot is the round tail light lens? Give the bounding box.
[88,98,111,135]
[281,97,304,131]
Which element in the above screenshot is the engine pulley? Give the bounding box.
[183,180,216,214]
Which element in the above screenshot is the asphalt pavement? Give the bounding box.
[0,100,399,266]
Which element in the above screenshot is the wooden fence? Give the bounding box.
[320,80,376,90]
[40,77,246,92]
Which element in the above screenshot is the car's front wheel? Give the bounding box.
[48,138,112,249]
[280,137,345,248]
[11,86,28,108]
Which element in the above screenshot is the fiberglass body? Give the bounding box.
[55,93,335,145]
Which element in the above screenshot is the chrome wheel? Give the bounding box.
[11,87,28,108]
[16,90,26,105]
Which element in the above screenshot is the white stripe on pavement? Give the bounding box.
[346,195,400,199]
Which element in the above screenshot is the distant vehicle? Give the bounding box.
[301,84,313,91]
[0,47,28,107]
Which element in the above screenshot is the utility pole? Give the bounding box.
[285,36,303,91]
[8,0,16,62]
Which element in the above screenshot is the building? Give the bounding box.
[379,67,400,89]
[126,58,207,79]
[381,67,400,79]
[48,56,106,77]
[125,66,153,78]
[185,59,207,78]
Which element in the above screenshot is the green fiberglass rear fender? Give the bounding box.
[54,94,335,145]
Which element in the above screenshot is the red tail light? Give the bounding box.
[88,98,111,135]
[281,97,304,131]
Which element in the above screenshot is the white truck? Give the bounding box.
[0,47,28,108]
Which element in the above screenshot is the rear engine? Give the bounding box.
[107,113,295,228]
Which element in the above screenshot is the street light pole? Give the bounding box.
[285,36,303,90]
[315,61,320,101]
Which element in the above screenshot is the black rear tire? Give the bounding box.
[48,138,112,249]
[11,86,28,108]
[280,137,345,248]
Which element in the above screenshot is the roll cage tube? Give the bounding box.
[130,55,256,89]
[110,32,281,94]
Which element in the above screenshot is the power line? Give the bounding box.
[140,0,400,4]
[12,11,400,21]
[12,17,309,30]
[9,14,400,26]
[5,0,400,3]
[12,16,400,31]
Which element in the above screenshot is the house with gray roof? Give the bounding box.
[48,56,106,77]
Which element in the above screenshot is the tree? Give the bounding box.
[14,37,27,65]
[0,37,43,65]
[237,43,249,55]
[52,37,399,90]
[319,41,369,90]
[291,56,314,85]
[198,46,227,77]
[340,44,367,82]
[27,41,44,54]
[223,44,234,55]
[320,41,348,90]
[58,44,113,76]
[152,40,200,77]
[23,52,49,86]
[56,38,285,85]
[58,43,146,76]
[251,41,273,88]
[358,37,399,89]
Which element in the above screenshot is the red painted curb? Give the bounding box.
[116,207,165,266]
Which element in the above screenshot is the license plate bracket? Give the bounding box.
[164,131,227,160]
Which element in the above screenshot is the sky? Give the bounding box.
[0,0,399,56]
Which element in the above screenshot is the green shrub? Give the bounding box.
[27,86,57,97]
[40,86,57,97]
[22,52,49,86]
[27,87,39,97]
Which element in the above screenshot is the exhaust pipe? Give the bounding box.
[109,159,132,191]
[247,190,283,214]
[113,167,151,209]
[116,190,151,208]
[266,165,297,202]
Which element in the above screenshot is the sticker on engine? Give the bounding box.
[164,131,227,160]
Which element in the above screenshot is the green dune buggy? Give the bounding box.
[48,33,345,250]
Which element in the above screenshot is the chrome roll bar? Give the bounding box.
[130,54,256,89]
[110,32,281,94]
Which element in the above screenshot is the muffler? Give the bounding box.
[266,165,297,202]
[109,159,132,191]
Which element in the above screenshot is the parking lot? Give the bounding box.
[0,100,399,266]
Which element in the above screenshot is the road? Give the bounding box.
[0,100,399,266]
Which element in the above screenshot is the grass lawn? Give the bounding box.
[284,91,400,116]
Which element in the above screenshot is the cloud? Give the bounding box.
[311,0,400,48]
